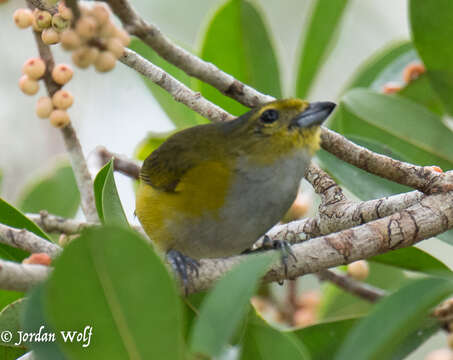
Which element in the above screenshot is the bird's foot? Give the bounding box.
[167,249,200,296]
[259,236,297,280]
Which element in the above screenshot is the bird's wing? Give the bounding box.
[139,126,222,192]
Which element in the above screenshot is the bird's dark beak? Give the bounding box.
[291,101,336,128]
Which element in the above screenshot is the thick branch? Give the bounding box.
[0,260,50,292]
[27,211,92,235]
[120,49,233,122]
[0,224,61,258]
[317,269,386,302]
[27,0,99,223]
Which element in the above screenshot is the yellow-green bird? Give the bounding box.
[135,99,335,288]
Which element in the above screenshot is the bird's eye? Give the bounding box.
[260,109,279,124]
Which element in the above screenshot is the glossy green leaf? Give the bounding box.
[0,298,25,348]
[198,0,281,116]
[370,247,451,276]
[390,319,440,360]
[335,277,453,360]
[134,131,174,161]
[44,226,184,360]
[295,0,349,98]
[0,198,50,261]
[18,161,80,219]
[93,160,128,227]
[0,291,23,313]
[21,284,66,360]
[241,315,310,360]
[128,38,206,128]
[338,89,453,170]
[344,41,413,91]
[190,253,275,357]
[294,317,359,360]
[410,0,453,115]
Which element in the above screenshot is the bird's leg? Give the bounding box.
[166,249,200,296]
[247,235,297,279]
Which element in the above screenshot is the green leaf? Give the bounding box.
[0,291,23,313]
[0,346,26,360]
[344,41,413,91]
[128,38,206,128]
[335,277,453,360]
[134,131,174,161]
[241,315,310,360]
[370,247,451,276]
[295,0,349,98]
[93,160,128,227]
[410,0,453,115]
[294,317,359,360]
[198,0,281,116]
[0,298,25,347]
[337,89,453,170]
[189,253,275,357]
[397,73,445,116]
[18,160,80,219]
[0,198,50,261]
[44,226,184,360]
[21,284,66,360]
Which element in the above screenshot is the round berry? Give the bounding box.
[13,8,33,29]
[94,51,116,72]
[49,109,70,128]
[403,63,426,83]
[115,28,130,46]
[18,75,39,95]
[52,13,70,32]
[91,4,110,25]
[34,10,52,29]
[41,28,60,45]
[72,46,99,68]
[36,97,53,118]
[75,16,98,39]
[52,89,74,109]
[58,3,73,21]
[51,63,73,85]
[382,82,401,94]
[99,20,116,38]
[107,37,125,58]
[347,260,370,281]
[60,29,82,50]
[22,57,46,80]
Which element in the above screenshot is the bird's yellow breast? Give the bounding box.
[135,161,232,251]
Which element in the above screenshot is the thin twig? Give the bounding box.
[120,49,233,122]
[317,269,386,302]
[0,224,62,258]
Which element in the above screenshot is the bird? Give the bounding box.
[135,99,336,290]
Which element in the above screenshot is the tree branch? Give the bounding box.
[0,260,50,292]
[0,224,61,258]
[317,269,386,303]
[27,211,92,235]
[27,0,99,223]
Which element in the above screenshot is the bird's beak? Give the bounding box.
[291,101,336,128]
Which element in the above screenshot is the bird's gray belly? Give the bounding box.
[171,151,310,259]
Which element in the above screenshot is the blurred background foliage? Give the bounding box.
[1,0,453,359]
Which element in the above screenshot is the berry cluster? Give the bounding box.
[62,3,130,72]
[19,57,74,128]
[13,4,73,45]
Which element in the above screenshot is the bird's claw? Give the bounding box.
[167,249,200,295]
[255,236,297,280]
